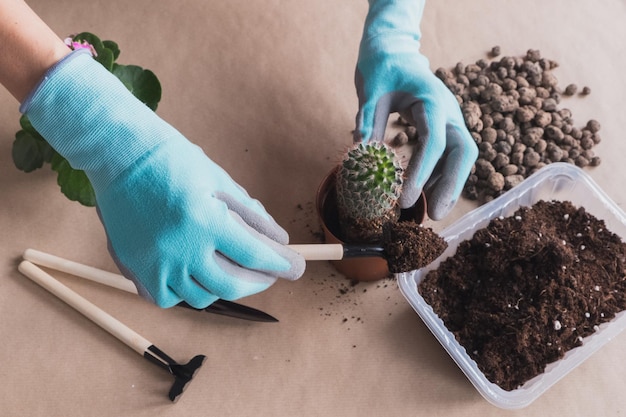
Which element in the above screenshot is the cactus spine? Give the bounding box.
[335,142,404,243]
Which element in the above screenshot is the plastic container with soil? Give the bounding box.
[398,163,626,409]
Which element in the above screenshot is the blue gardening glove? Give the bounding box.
[21,50,305,308]
[354,0,478,220]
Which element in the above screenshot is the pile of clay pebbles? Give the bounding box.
[394,47,601,204]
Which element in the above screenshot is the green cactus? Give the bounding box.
[335,142,404,243]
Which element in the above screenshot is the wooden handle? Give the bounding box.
[23,244,347,295]
[287,244,344,260]
[23,248,138,294]
[18,260,151,356]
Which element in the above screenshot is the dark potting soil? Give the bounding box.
[419,200,626,391]
[340,210,399,244]
[382,220,447,273]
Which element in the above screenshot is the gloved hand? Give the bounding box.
[354,0,478,220]
[21,50,305,308]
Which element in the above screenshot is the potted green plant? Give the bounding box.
[316,141,427,281]
[11,32,162,206]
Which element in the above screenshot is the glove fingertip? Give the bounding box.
[273,245,306,281]
[425,185,459,221]
[427,200,454,222]
[284,253,306,281]
[398,186,422,210]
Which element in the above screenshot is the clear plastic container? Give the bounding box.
[398,163,626,409]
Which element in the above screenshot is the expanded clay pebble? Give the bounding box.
[431,48,602,203]
[564,83,578,96]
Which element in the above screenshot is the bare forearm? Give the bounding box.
[0,0,70,102]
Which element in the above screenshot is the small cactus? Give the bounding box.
[335,142,404,242]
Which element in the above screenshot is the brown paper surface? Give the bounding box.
[1,1,625,415]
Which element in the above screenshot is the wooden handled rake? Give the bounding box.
[18,259,205,402]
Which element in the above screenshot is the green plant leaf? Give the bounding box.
[112,64,162,110]
[51,153,96,206]
[96,48,115,71]
[12,128,56,172]
[17,115,56,163]
[12,130,45,172]
[19,114,37,135]
[103,40,120,60]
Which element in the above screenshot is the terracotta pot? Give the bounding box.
[315,167,427,281]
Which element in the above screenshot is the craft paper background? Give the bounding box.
[0,1,625,415]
